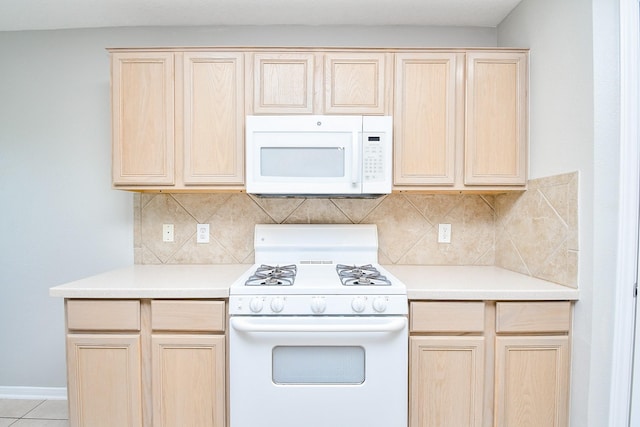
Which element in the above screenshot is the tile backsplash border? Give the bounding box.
[133,171,579,288]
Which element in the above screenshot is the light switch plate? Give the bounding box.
[438,223,451,243]
[197,224,210,243]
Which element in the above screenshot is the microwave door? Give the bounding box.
[249,130,362,195]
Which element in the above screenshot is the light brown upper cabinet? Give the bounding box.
[323,52,389,114]
[465,52,528,186]
[249,51,390,115]
[393,49,528,191]
[181,52,244,186]
[111,52,175,186]
[394,52,462,186]
[251,52,315,114]
[110,50,245,190]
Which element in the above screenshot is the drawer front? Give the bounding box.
[67,300,140,331]
[410,301,485,333]
[496,302,572,333]
[151,300,225,332]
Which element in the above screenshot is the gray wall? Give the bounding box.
[0,30,135,390]
[0,25,497,390]
[498,0,619,425]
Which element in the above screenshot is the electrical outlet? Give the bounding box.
[438,224,451,243]
[197,224,210,244]
[162,224,174,242]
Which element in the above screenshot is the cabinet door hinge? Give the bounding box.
[634,282,638,298]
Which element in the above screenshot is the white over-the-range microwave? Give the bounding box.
[245,115,392,197]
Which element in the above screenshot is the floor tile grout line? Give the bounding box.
[0,399,69,422]
[21,399,46,419]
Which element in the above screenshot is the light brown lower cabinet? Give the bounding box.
[410,301,486,427]
[65,299,226,427]
[67,333,143,427]
[494,302,571,427]
[494,335,569,427]
[65,298,570,427]
[410,336,485,427]
[151,335,225,426]
[409,301,572,427]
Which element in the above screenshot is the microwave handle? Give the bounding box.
[351,132,361,185]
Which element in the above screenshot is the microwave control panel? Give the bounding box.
[363,135,386,182]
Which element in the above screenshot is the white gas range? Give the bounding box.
[229,224,408,427]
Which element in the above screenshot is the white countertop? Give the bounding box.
[384,265,579,301]
[50,264,579,301]
[49,264,251,299]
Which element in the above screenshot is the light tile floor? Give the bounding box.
[0,400,68,427]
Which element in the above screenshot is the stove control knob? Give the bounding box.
[372,297,388,313]
[249,297,264,313]
[270,297,285,313]
[311,296,327,314]
[351,296,367,313]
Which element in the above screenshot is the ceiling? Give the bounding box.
[0,0,523,32]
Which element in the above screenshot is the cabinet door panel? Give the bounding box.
[394,53,461,185]
[324,52,387,114]
[152,335,225,427]
[410,336,484,427]
[183,52,244,184]
[465,52,527,185]
[112,52,174,185]
[253,53,315,113]
[495,335,569,427]
[67,334,142,427]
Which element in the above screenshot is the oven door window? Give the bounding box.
[272,346,365,385]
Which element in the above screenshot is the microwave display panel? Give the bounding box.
[260,147,345,178]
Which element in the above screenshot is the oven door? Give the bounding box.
[229,316,408,427]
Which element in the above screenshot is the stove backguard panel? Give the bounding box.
[134,172,578,288]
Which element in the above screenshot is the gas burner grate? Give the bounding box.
[336,264,392,286]
[245,264,297,286]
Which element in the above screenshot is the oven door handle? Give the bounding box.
[230,317,406,333]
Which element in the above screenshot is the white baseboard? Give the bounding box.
[0,386,67,400]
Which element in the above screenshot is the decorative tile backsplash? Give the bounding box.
[134,171,578,288]
[494,171,579,288]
